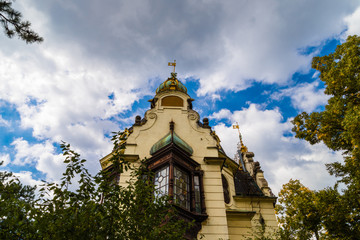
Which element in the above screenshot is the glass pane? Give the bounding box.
[154,165,169,197]
[114,174,120,185]
[194,175,201,213]
[194,175,199,185]
[174,166,190,210]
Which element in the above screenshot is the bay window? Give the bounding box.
[148,140,208,238]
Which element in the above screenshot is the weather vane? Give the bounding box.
[168,60,176,73]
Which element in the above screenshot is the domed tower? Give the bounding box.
[100,64,277,239]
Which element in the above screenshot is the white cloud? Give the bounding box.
[195,0,359,94]
[0,0,358,187]
[212,105,342,194]
[0,42,135,161]
[271,81,329,112]
[8,0,360,96]
[1,1,358,144]
[344,7,360,36]
[0,153,11,166]
[209,109,232,121]
[11,138,66,181]
[14,171,44,188]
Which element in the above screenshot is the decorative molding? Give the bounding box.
[188,111,199,121]
[204,157,226,165]
[124,154,140,162]
[226,209,256,218]
[148,112,156,119]
[233,195,277,203]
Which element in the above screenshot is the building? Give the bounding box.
[100,68,278,239]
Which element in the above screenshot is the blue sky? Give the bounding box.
[1,0,360,194]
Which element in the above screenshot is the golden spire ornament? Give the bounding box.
[168,60,176,73]
[233,122,248,171]
[233,122,248,153]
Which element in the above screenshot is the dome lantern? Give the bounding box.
[156,60,188,95]
[156,72,188,94]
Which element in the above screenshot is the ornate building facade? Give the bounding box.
[100,70,277,239]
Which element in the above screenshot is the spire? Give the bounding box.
[233,122,248,171]
[233,122,248,153]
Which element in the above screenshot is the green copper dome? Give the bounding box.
[156,72,187,94]
[150,131,193,155]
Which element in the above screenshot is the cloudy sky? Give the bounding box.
[1,0,360,194]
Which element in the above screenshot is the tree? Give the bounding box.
[286,35,360,238]
[276,180,354,240]
[276,180,322,240]
[0,0,43,43]
[0,165,37,239]
[0,131,191,239]
[292,35,360,156]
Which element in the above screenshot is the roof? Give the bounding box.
[233,170,264,197]
[150,131,193,155]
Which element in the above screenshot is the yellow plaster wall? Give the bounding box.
[124,91,219,162]
[227,197,278,239]
[199,164,229,239]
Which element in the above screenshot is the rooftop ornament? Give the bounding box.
[156,60,187,94]
[233,122,248,171]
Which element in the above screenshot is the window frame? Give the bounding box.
[102,164,121,186]
[148,142,207,218]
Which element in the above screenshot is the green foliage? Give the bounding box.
[0,130,191,239]
[315,187,354,239]
[276,180,322,240]
[276,180,358,240]
[0,0,43,43]
[0,165,37,239]
[245,222,280,240]
[285,35,360,239]
[292,35,360,155]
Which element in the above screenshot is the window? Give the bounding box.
[221,174,230,204]
[154,165,169,196]
[153,164,204,214]
[173,166,190,210]
[148,142,207,218]
[112,173,120,186]
[102,164,121,186]
[148,130,208,239]
[194,175,201,213]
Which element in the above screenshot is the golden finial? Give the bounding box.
[168,60,176,73]
[233,122,248,153]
